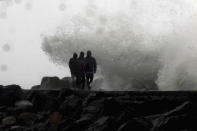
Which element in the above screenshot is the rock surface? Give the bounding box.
[1,77,197,130]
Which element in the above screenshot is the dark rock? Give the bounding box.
[15,100,33,108]
[0,85,23,106]
[18,112,38,126]
[152,101,197,131]
[59,95,82,116]
[2,116,16,126]
[48,112,62,126]
[58,88,75,102]
[87,116,117,131]
[10,125,25,131]
[3,85,22,92]
[64,114,94,131]
[32,93,47,111]
[33,114,46,124]
[31,92,59,111]
[13,100,33,113]
[103,97,122,116]
[31,85,40,90]
[44,96,59,111]
[117,117,152,131]
[40,76,70,89]
[32,122,47,131]
[83,106,100,113]
[0,106,7,112]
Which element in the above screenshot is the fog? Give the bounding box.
[1,0,197,90]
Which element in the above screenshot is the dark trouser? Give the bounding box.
[76,72,85,89]
[71,74,77,88]
[86,72,94,89]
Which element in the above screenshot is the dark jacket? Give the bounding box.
[77,57,86,72]
[85,56,97,73]
[69,58,78,75]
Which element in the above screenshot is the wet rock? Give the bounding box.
[83,106,100,113]
[87,116,116,131]
[0,85,23,106]
[18,112,38,126]
[58,88,75,102]
[40,76,70,89]
[65,114,94,131]
[59,95,82,116]
[0,106,7,112]
[48,112,62,126]
[32,123,47,131]
[10,125,25,131]
[15,100,33,108]
[117,117,152,131]
[31,85,40,90]
[103,97,122,116]
[44,96,59,111]
[14,100,33,113]
[31,93,47,111]
[152,101,197,131]
[2,116,16,126]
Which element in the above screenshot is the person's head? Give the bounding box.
[87,50,92,57]
[73,53,78,59]
[79,51,84,58]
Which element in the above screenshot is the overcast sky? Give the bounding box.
[1,0,197,90]
[0,0,71,88]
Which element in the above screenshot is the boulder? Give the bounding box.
[18,112,38,126]
[87,116,116,131]
[31,85,40,90]
[58,88,76,102]
[9,100,34,115]
[15,100,33,109]
[31,93,47,111]
[2,116,16,126]
[48,112,62,126]
[64,114,94,131]
[59,95,82,116]
[103,97,122,116]
[152,101,197,131]
[40,76,70,89]
[117,117,152,131]
[0,85,23,106]
[10,125,25,131]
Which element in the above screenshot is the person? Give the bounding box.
[69,53,78,87]
[85,50,97,89]
[76,52,86,89]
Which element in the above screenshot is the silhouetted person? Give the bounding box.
[85,50,97,89]
[76,52,86,89]
[69,53,78,87]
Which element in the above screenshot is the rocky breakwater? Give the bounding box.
[1,77,197,131]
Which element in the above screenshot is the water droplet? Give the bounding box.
[2,43,11,52]
[9,27,16,34]
[5,0,13,7]
[0,64,8,72]
[0,12,7,19]
[99,16,107,24]
[24,3,32,10]
[86,6,96,17]
[15,0,22,4]
[96,28,104,34]
[59,3,66,11]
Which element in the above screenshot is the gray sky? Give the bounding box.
[1,0,197,90]
[0,0,70,88]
